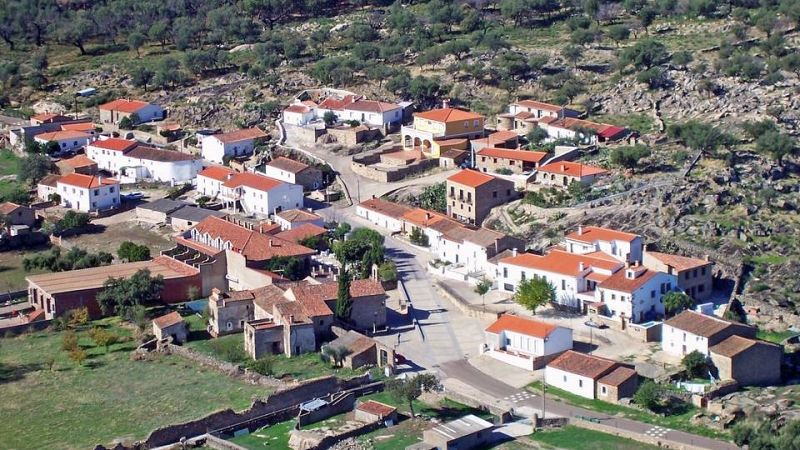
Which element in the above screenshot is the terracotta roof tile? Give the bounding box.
[38,174,61,187]
[478,147,548,163]
[646,251,712,272]
[359,198,413,218]
[126,146,197,162]
[328,330,376,355]
[88,138,137,152]
[61,155,97,168]
[565,226,639,244]
[345,100,400,113]
[222,172,282,191]
[153,311,184,329]
[57,173,118,189]
[402,208,454,229]
[198,165,235,181]
[99,99,152,113]
[547,350,619,379]
[212,128,267,144]
[513,100,567,113]
[276,209,321,223]
[267,156,310,174]
[356,400,396,417]
[663,310,737,338]
[32,113,70,123]
[538,161,607,177]
[191,216,314,261]
[597,366,637,387]
[0,202,22,214]
[60,122,96,132]
[274,223,327,243]
[485,314,557,338]
[710,335,780,358]
[35,130,92,142]
[414,108,484,123]
[447,169,497,188]
[597,268,660,293]
[284,104,312,114]
[500,249,622,277]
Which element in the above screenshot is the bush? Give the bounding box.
[378,261,398,282]
[117,241,151,262]
[409,227,429,247]
[633,380,661,411]
[682,350,707,378]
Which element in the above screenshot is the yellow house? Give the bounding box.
[401,107,485,157]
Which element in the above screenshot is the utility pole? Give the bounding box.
[542,377,547,421]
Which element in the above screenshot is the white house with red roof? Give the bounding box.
[86,137,201,183]
[34,130,93,153]
[340,100,403,128]
[200,128,268,164]
[596,265,676,323]
[283,93,402,130]
[56,173,120,212]
[99,99,164,125]
[532,161,608,188]
[196,166,302,217]
[563,225,644,264]
[498,248,624,309]
[484,314,573,370]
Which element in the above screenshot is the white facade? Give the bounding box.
[86,144,202,184]
[274,214,324,231]
[545,366,596,399]
[34,133,91,152]
[434,237,489,274]
[129,104,164,123]
[261,164,299,185]
[339,106,402,127]
[662,324,711,357]
[197,173,226,198]
[56,179,120,212]
[564,236,644,263]
[486,326,572,358]
[598,271,676,323]
[200,135,256,164]
[221,182,303,217]
[283,108,316,126]
[356,205,405,233]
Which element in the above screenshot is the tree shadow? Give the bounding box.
[86,43,129,56]
[0,362,44,383]
[84,359,106,369]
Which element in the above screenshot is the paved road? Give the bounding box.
[440,359,738,450]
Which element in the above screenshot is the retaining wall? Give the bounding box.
[570,417,715,450]
[435,281,504,322]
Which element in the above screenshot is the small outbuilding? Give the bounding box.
[420,414,493,450]
[152,311,188,344]
[355,400,398,425]
[709,335,783,386]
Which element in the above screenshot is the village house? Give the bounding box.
[496,100,581,135]
[274,223,327,244]
[34,130,93,153]
[169,206,227,232]
[355,401,398,425]
[476,147,548,174]
[438,148,469,169]
[484,314,573,370]
[200,127,268,164]
[419,415,494,450]
[0,202,36,228]
[498,248,624,310]
[59,121,98,137]
[57,155,98,176]
[261,156,323,191]
[37,174,61,202]
[545,350,638,402]
[469,130,520,154]
[56,173,120,212]
[324,330,395,369]
[356,197,414,233]
[282,104,317,126]
[595,265,677,324]
[643,251,714,302]
[8,116,95,149]
[30,113,73,125]
[274,209,324,231]
[152,311,188,344]
[563,226,644,264]
[537,117,627,145]
[709,335,783,386]
[339,100,404,131]
[532,161,608,188]
[196,166,304,217]
[401,104,485,157]
[99,99,164,125]
[26,256,201,320]
[661,310,756,357]
[446,169,516,225]
[86,138,202,184]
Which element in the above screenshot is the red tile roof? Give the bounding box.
[0,202,22,214]
[357,400,396,417]
[414,108,484,123]
[57,173,118,189]
[191,216,314,261]
[345,100,401,113]
[61,155,97,168]
[538,161,607,177]
[153,311,184,329]
[485,314,557,338]
[35,130,92,142]
[547,350,620,379]
[222,172,282,191]
[267,156,310,174]
[99,99,151,113]
[597,267,659,293]
[478,147,548,163]
[565,226,639,244]
[31,113,70,123]
[645,251,712,272]
[359,198,413,218]
[289,279,385,305]
[317,95,358,111]
[710,335,779,358]
[447,169,497,188]
[402,208,454,229]
[663,310,739,338]
[212,127,267,143]
[284,104,312,114]
[60,122,96,132]
[89,138,137,152]
[38,174,61,187]
[198,165,235,181]
[126,146,197,162]
[274,223,327,243]
[500,249,622,277]
[513,100,565,113]
[276,209,321,223]
[597,366,637,387]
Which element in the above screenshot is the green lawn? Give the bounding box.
[527,382,728,440]
[0,247,50,291]
[358,391,494,422]
[529,425,660,450]
[185,331,364,381]
[0,149,22,176]
[228,420,294,450]
[0,318,268,450]
[757,329,797,344]
[358,419,428,450]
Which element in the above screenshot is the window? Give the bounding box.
[611,294,616,300]
[578,379,583,388]
[474,119,480,127]
[94,189,99,195]
[563,375,567,382]
[503,267,508,277]
[601,386,607,394]
[506,189,511,196]
[481,157,486,162]
[492,191,497,198]
[651,290,655,298]
[561,280,566,290]
[698,284,705,292]
[464,121,469,128]
[701,267,707,276]
[493,158,498,163]
[521,272,526,281]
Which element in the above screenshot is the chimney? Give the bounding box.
[288,315,294,323]
[579,262,585,271]
[704,255,711,262]
[269,239,273,247]
[626,269,635,279]
[560,164,565,172]
[512,248,518,257]
[578,225,583,235]
[425,212,431,221]
[442,99,450,109]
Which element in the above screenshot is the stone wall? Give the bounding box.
[205,434,248,450]
[435,281,505,322]
[284,124,325,147]
[351,157,438,183]
[160,343,286,389]
[570,417,712,450]
[297,392,355,426]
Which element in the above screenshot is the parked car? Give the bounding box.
[584,320,608,329]
[123,192,144,200]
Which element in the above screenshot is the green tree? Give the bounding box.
[386,373,441,417]
[682,350,707,378]
[610,144,651,173]
[378,261,398,282]
[633,380,661,411]
[117,241,151,262]
[127,31,146,57]
[323,111,337,126]
[96,269,165,320]
[335,269,352,321]
[118,116,133,130]
[409,227,429,247]
[62,330,78,351]
[89,327,119,353]
[332,222,351,241]
[129,66,154,92]
[561,45,584,67]
[321,345,351,367]
[667,121,732,156]
[756,131,797,166]
[607,25,630,46]
[620,39,669,70]
[418,182,446,213]
[663,291,693,316]
[68,347,87,366]
[263,256,307,281]
[17,153,51,184]
[514,278,555,314]
[527,128,549,147]
[475,279,492,311]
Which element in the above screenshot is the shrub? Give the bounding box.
[410,227,429,247]
[682,350,708,378]
[633,380,661,411]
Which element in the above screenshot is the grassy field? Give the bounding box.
[527,382,728,440]
[528,425,660,450]
[756,329,797,344]
[228,420,294,450]
[0,149,22,176]
[0,317,268,450]
[185,330,364,381]
[0,246,50,291]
